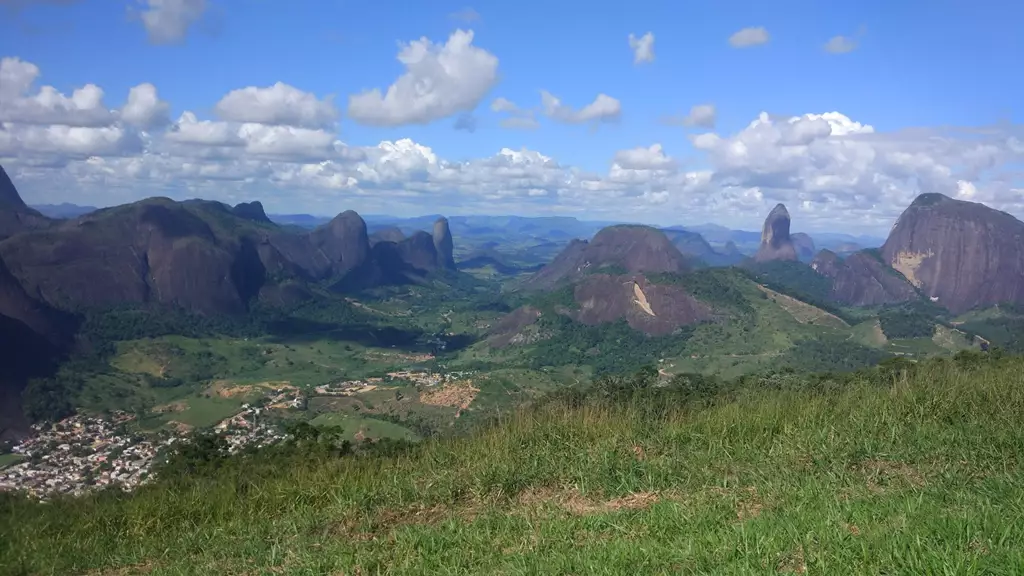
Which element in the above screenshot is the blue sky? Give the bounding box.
[1,0,1022,234]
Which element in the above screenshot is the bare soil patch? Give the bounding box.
[418,381,480,411]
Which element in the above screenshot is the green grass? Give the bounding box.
[0,454,25,470]
[309,412,419,442]
[3,355,1024,574]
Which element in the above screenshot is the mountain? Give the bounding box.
[524,225,690,290]
[369,226,405,246]
[880,193,1024,314]
[0,165,51,240]
[433,217,457,270]
[791,232,816,262]
[268,214,332,229]
[30,203,99,219]
[0,254,74,439]
[754,204,799,262]
[231,201,272,224]
[660,228,744,267]
[0,198,275,316]
[810,249,919,306]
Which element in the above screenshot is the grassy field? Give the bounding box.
[0,454,25,470]
[3,355,1023,574]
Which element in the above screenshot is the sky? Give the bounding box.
[0,0,1022,235]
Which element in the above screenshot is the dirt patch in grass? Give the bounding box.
[151,400,188,414]
[516,487,666,516]
[206,380,294,399]
[854,459,926,493]
[165,420,194,434]
[418,381,480,412]
[775,546,808,574]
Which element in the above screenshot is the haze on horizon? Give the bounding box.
[0,0,1021,236]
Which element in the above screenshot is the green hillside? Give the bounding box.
[3,353,1023,574]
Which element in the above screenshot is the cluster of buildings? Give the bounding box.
[313,369,478,395]
[0,413,176,500]
[213,404,290,453]
[0,401,296,499]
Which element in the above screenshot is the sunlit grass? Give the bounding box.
[2,357,1024,575]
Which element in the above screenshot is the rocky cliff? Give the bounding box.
[754,204,798,262]
[432,217,457,270]
[525,225,689,290]
[791,232,816,262]
[0,164,51,240]
[811,249,919,306]
[232,201,273,224]
[880,193,1024,313]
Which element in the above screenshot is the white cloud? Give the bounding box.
[729,26,770,48]
[490,96,538,129]
[120,83,170,128]
[0,57,113,127]
[214,82,338,129]
[490,97,519,113]
[666,103,717,129]
[613,144,675,170]
[4,57,1024,234]
[540,91,621,124]
[136,0,207,45]
[825,35,858,54]
[628,32,655,65]
[347,29,499,126]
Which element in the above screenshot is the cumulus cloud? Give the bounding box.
[613,144,675,170]
[628,32,655,64]
[5,57,1024,233]
[214,82,338,129]
[0,57,114,127]
[347,29,499,126]
[729,26,769,48]
[120,83,170,128]
[135,0,207,45]
[540,91,621,124]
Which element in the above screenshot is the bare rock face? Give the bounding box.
[308,210,372,279]
[396,231,440,273]
[369,226,405,246]
[571,274,713,336]
[754,204,798,262]
[432,217,457,270]
[811,249,919,306]
[791,232,816,262]
[0,164,50,240]
[525,225,689,290]
[231,201,272,224]
[880,193,1024,313]
[0,199,260,315]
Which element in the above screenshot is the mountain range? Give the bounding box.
[4,159,1024,434]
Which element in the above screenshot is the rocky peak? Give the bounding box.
[524,226,688,290]
[754,203,798,262]
[0,165,28,211]
[880,193,1024,313]
[232,201,272,224]
[308,210,371,277]
[432,217,456,270]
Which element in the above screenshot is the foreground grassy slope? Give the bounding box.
[3,355,1024,575]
